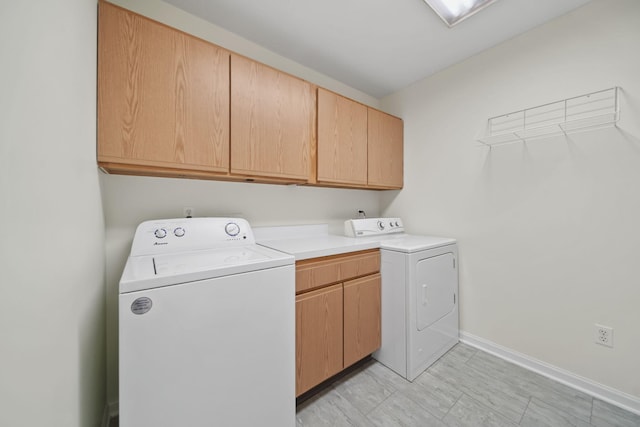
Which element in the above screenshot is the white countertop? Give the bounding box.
[254,224,379,260]
[259,235,379,260]
[254,224,456,260]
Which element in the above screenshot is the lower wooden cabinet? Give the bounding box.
[295,284,343,395]
[295,250,381,397]
[344,274,382,368]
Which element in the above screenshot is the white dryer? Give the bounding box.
[345,218,458,381]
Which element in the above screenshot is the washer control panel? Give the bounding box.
[131,217,254,256]
[345,218,404,237]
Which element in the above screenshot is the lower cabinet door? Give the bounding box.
[295,283,343,396]
[343,274,381,368]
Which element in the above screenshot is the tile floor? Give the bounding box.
[296,344,640,427]
[109,343,640,426]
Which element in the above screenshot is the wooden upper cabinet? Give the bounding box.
[367,108,404,189]
[98,2,229,172]
[317,89,368,186]
[97,2,230,174]
[231,55,314,181]
[97,3,402,188]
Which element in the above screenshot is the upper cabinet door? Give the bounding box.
[317,89,368,186]
[231,55,314,181]
[367,108,403,189]
[98,2,230,173]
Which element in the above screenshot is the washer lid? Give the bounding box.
[120,244,293,294]
[380,234,456,253]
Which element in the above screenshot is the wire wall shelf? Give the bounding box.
[477,87,620,147]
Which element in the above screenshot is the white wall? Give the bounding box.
[381,0,640,403]
[0,1,106,427]
[102,0,383,407]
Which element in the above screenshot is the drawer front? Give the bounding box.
[295,261,341,294]
[296,250,380,294]
[338,251,380,281]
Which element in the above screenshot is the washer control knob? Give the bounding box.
[377,220,385,230]
[174,227,185,237]
[225,222,240,237]
[389,221,394,227]
[154,228,167,239]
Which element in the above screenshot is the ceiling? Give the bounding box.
[164,0,593,98]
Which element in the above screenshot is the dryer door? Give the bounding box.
[416,252,456,331]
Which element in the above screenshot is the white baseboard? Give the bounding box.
[460,331,640,416]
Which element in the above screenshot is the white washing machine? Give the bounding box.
[119,218,295,427]
[345,218,458,381]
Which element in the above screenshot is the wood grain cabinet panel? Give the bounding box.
[295,250,381,396]
[367,108,404,189]
[344,274,381,368]
[98,2,230,174]
[231,54,315,181]
[338,251,380,281]
[295,284,343,396]
[295,250,380,293]
[97,3,403,187]
[295,261,341,294]
[317,88,368,185]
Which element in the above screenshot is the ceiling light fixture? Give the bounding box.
[423,0,498,27]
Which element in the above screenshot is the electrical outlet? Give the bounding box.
[183,207,194,218]
[594,324,613,348]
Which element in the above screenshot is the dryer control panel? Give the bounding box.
[345,218,404,237]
